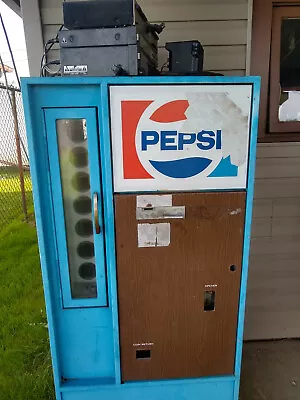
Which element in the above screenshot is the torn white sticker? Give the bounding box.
[183,92,249,167]
[138,224,156,247]
[156,223,170,247]
[137,195,172,209]
[138,223,171,248]
[136,206,185,220]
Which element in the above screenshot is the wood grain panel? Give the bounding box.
[115,192,246,382]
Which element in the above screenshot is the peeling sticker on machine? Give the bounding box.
[138,223,171,248]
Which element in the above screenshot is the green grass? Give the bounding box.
[0,213,55,400]
[0,170,33,231]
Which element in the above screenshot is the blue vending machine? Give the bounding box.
[22,76,260,400]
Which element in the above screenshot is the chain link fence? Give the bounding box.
[0,84,33,230]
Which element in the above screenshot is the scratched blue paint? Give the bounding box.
[21,76,260,400]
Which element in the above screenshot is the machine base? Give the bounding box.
[60,376,237,400]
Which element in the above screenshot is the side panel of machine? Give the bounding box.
[115,191,246,382]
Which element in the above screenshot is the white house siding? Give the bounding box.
[40,0,248,76]
[35,0,300,340]
[245,143,300,340]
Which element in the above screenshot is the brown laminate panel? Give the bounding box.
[115,191,246,382]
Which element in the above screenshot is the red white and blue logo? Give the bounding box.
[121,99,237,181]
[110,85,251,192]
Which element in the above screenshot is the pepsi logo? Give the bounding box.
[121,99,224,180]
[140,129,222,178]
[111,84,252,192]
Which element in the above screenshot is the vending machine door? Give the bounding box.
[115,191,246,382]
[44,108,107,308]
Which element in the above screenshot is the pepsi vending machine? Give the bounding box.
[22,76,260,400]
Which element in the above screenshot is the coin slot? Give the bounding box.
[136,349,151,359]
[204,290,216,312]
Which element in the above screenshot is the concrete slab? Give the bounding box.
[240,340,300,400]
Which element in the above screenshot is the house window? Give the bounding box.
[251,0,300,141]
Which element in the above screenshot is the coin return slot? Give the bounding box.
[204,290,216,312]
[136,349,151,359]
